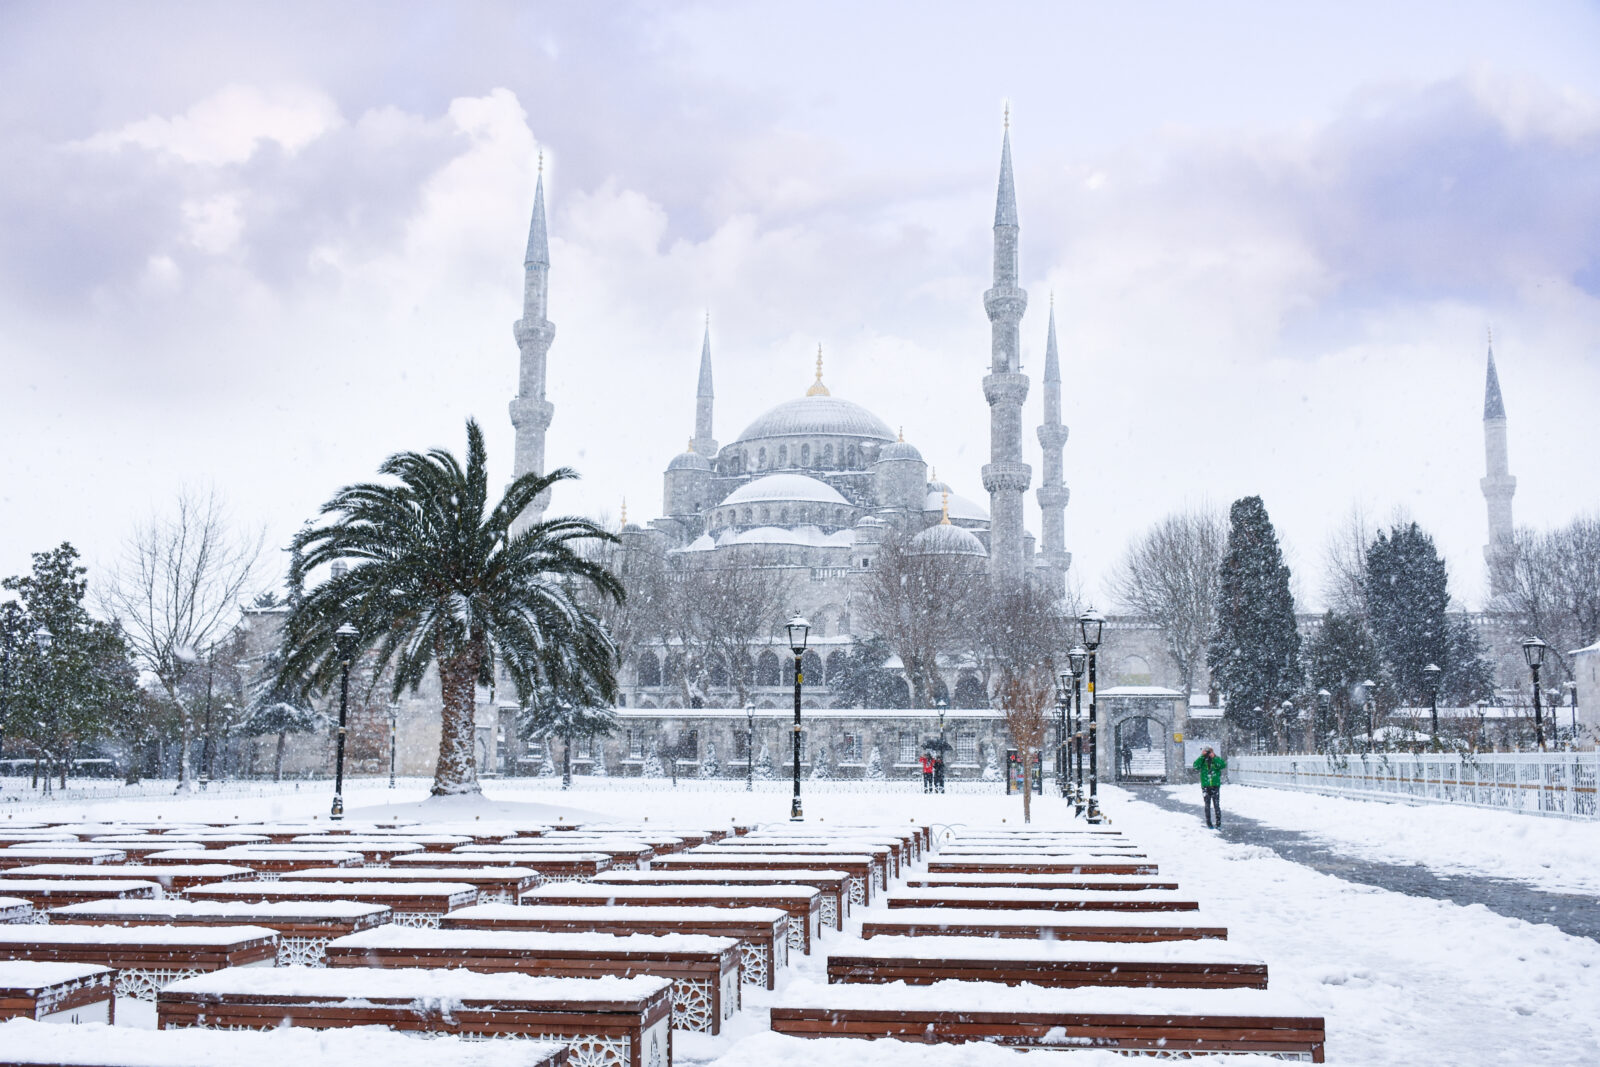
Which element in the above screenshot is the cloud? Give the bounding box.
[77,84,342,166]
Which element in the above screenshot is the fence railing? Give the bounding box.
[1229,753,1600,820]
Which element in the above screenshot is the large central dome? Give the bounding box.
[734,394,896,443]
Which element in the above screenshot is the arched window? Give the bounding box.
[635,652,661,688]
[709,655,729,687]
[759,506,770,523]
[800,444,811,466]
[742,508,752,524]
[823,444,833,466]
[846,445,858,468]
[734,651,755,686]
[758,447,767,469]
[811,614,827,638]
[756,651,781,686]
[801,650,823,685]
[954,674,988,708]
[777,445,788,466]
[824,650,847,684]
[663,651,684,686]
[834,508,844,525]
[779,508,789,524]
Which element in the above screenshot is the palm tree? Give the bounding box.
[278,419,623,796]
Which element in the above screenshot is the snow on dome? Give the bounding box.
[667,449,711,471]
[924,489,989,523]
[720,473,849,507]
[878,439,923,462]
[734,394,895,443]
[731,526,854,548]
[910,522,988,557]
[685,533,716,552]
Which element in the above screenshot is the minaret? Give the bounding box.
[1035,296,1070,590]
[693,314,717,457]
[1481,329,1516,599]
[981,108,1032,586]
[509,152,557,528]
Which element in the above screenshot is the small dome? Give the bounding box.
[877,439,923,463]
[667,449,711,472]
[910,522,988,558]
[720,473,849,507]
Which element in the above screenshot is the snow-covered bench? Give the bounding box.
[0,898,31,925]
[0,1017,569,1067]
[523,884,824,956]
[0,879,159,920]
[289,865,539,903]
[157,967,674,1067]
[694,843,892,892]
[526,833,685,857]
[861,906,1229,942]
[741,832,916,873]
[393,851,613,881]
[886,887,1199,912]
[92,833,270,853]
[0,924,276,1009]
[184,879,477,927]
[657,853,878,909]
[5,862,256,895]
[827,935,1267,989]
[456,842,655,870]
[0,846,127,869]
[768,978,1326,1062]
[325,925,742,1034]
[443,904,790,990]
[291,833,471,854]
[47,899,390,966]
[594,868,851,931]
[927,856,1159,875]
[0,961,115,1024]
[903,871,1179,892]
[551,826,727,851]
[936,844,1148,858]
[145,849,362,876]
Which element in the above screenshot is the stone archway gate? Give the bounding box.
[1097,687,1185,784]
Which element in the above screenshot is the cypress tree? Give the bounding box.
[1209,496,1302,746]
[1364,523,1450,704]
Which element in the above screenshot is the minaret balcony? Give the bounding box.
[982,461,1033,494]
[1036,425,1069,449]
[508,396,554,432]
[514,318,557,347]
[983,287,1028,321]
[982,372,1031,407]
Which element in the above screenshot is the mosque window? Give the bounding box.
[756,650,781,686]
[825,650,847,684]
[846,445,858,467]
[779,507,790,524]
[823,443,833,466]
[800,444,811,466]
[760,506,770,523]
[758,447,767,468]
[834,508,844,524]
[742,508,752,524]
[635,652,661,687]
[778,445,788,466]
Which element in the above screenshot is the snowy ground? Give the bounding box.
[1161,783,1600,895]
[4,780,1598,1064]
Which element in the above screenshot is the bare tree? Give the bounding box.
[1108,506,1224,699]
[856,533,988,708]
[99,488,264,791]
[1495,515,1600,684]
[999,669,1053,824]
[662,550,793,707]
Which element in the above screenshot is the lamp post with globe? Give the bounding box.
[787,614,810,821]
[1079,608,1104,824]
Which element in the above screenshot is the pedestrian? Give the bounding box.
[933,753,946,793]
[1120,742,1133,776]
[919,752,935,793]
[1193,746,1226,828]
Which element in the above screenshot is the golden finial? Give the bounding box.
[806,343,830,396]
[686,437,695,453]
[620,497,627,526]
[898,426,904,442]
[940,489,951,525]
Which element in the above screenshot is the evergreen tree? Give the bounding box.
[520,697,618,790]
[642,738,664,777]
[864,745,885,780]
[698,741,720,778]
[1303,611,1381,750]
[1209,497,1302,747]
[1365,523,1450,704]
[753,741,775,780]
[981,745,1000,781]
[242,648,324,782]
[809,742,830,780]
[1441,615,1496,708]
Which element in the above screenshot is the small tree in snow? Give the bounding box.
[865,745,886,780]
[753,741,775,780]
[591,741,610,777]
[642,738,664,777]
[699,741,721,778]
[810,742,830,780]
[981,746,1000,781]
[537,748,557,778]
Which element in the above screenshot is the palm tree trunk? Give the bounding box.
[433,647,482,796]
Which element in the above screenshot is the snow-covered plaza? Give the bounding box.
[0,780,1595,1065]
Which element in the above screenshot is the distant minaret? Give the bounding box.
[981,107,1032,587]
[1481,329,1517,599]
[1035,296,1070,591]
[693,314,718,458]
[510,153,557,528]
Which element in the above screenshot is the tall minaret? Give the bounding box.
[510,153,557,527]
[693,314,717,458]
[1481,329,1516,600]
[981,109,1032,587]
[1035,296,1070,591]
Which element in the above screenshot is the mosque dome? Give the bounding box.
[719,473,849,508]
[667,444,711,472]
[877,437,923,463]
[734,394,896,444]
[910,522,988,557]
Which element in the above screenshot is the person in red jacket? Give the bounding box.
[919,752,935,793]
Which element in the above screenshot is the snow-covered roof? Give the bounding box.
[719,473,849,507]
[1098,685,1184,698]
[680,525,854,551]
[924,489,989,522]
[666,449,711,472]
[910,522,987,557]
[734,394,896,443]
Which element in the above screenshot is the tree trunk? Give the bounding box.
[562,738,572,790]
[432,647,482,796]
[1021,744,1033,824]
[274,730,287,782]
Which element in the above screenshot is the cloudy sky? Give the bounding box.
[2,1,1598,611]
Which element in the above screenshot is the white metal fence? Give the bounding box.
[1229,753,1600,820]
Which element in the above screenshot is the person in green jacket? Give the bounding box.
[1194,747,1227,829]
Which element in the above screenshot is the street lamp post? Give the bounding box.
[1522,636,1547,751]
[31,626,53,794]
[1280,700,1294,754]
[787,614,810,821]
[1055,669,1071,799]
[1362,679,1377,752]
[1079,608,1104,824]
[1317,689,1332,753]
[1566,682,1579,745]
[1423,663,1442,751]
[935,699,948,794]
[331,622,358,820]
[745,704,755,793]
[1069,645,1087,814]
[387,703,399,788]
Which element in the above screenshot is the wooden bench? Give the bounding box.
[887,888,1199,913]
[523,884,823,956]
[0,847,126,870]
[0,879,159,920]
[0,962,115,1024]
[533,833,685,858]
[593,868,852,931]
[48,899,390,966]
[292,833,471,854]
[861,907,1229,942]
[827,935,1268,989]
[145,849,363,876]
[444,904,790,990]
[327,926,742,1034]
[158,968,675,1067]
[926,857,1160,876]
[657,853,878,910]
[0,898,30,926]
[0,1017,570,1067]
[740,833,910,876]
[394,852,613,881]
[95,833,271,850]
[185,879,477,927]
[769,980,1326,1061]
[291,865,539,903]
[4,862,256,895]
[0,924,276,1008]
[904,873,1180,892]
[457,843,654,870]
[695,843,892,892]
